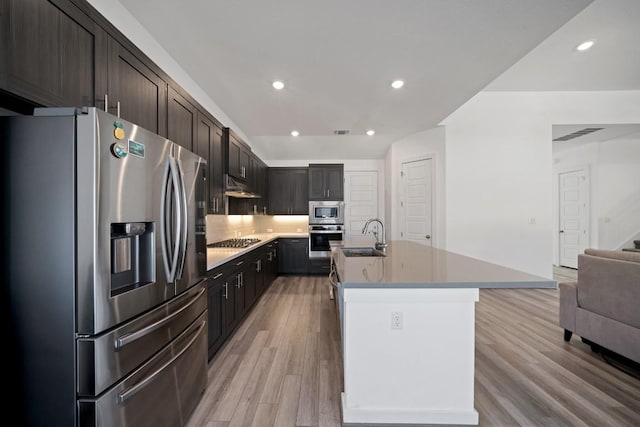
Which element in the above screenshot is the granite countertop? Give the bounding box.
[330,237,556,289]
[207,232,308,270]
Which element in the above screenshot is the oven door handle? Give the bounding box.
[114,287,205,349]
[309,230,344,234]
[116,319,206,405]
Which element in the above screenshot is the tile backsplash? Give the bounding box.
[206,214,308,243]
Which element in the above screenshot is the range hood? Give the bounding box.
[225,174,260,198]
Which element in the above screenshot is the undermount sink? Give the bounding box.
[341,247,387,257]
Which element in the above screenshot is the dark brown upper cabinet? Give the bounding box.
[308,164,344,201]
[227,131,251,181]
[102,36,167,136]
[196,110,226,214]
[167,86,196,151]
[0,0,104,109]
[269,167,309,215]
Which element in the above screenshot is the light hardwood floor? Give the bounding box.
[188,271,640,427]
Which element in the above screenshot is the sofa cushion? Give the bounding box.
[577,252,640,329]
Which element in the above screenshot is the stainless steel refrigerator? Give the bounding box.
[2,107,208,426]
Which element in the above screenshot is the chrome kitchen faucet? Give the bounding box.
[362,218,387,250]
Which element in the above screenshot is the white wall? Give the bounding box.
[553,134,640,257]
[384,127,446,247]
[441,90,640,278]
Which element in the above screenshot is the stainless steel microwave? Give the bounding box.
[309,201,344,224]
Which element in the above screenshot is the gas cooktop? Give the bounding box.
[207,238,262,248]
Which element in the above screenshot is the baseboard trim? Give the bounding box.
[341,393,478,426]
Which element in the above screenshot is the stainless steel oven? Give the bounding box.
[309,201,344,225]
[309,224,345,258]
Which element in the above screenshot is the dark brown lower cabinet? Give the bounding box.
[225,263,242,334]
[207,243,278,360]
[279,238,309,274]
[206,272,227,360]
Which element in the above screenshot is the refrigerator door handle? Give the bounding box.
[160,156,182,282]
[113,287,206,349]
[116,319,206,405]
[174,157,189,280]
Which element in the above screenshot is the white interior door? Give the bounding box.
[344,171,378,238]
[559,168,589,268]
[401,158,433,246]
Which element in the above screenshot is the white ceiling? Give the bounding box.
[117,0,639,161]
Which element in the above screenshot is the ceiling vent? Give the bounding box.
[333,129,350,135]
[553,127,604,142]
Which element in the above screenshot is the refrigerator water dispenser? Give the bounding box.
[110,222,154,295]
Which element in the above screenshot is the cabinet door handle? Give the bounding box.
[212,272,223,280]
[116,101,121,118]
[224,283,228,299]
[104,94,109,112]
[236,261,244,266]
[327,188,330,197]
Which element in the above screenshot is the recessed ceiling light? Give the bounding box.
[290,130,299,137]
[576,40,595,52]
[272,80,285,90]
[391,79,405,89]
[366,130,375,136]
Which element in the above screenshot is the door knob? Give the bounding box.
[425,235,431,239]
[560,230,565,233]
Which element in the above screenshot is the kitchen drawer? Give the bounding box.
[77,282,207,396]
[77,311,207,427]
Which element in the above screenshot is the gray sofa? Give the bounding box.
[559,248,640,363]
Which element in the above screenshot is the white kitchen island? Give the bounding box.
[330,239,555,426]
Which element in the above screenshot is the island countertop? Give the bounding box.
[330,238,555,289]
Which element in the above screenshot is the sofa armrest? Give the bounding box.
[559,281,578,333]
[578,253,640,328]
